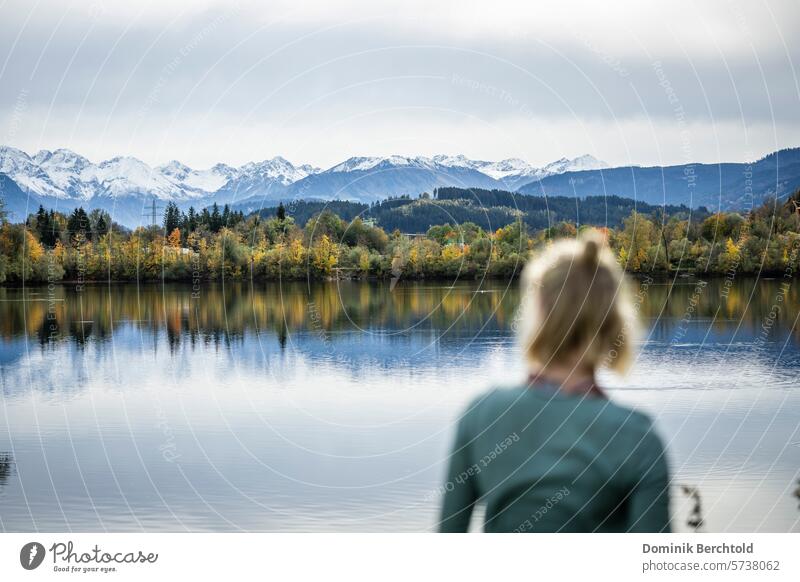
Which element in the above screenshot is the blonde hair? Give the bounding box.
[518,230,639,374]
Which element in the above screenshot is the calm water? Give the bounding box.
[0,277,799,532]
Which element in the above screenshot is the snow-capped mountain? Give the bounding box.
[280,155,504,204]
[33,148,93,196]
[539,154,608,176]
[213,157,320,205]
[0,145,609,226]
[431,154,607,189]
[432,154,533,179]
[294,153,607,202]
[157,160,238,194]
[0,146,322,225]
[0,147,318,202]
[1,146,75,199]
[329,155,440,173]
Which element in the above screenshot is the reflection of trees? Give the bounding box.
[0,282,514,345]
[632,277,800,344]
[0,278,798,349]
[0,452,13,487]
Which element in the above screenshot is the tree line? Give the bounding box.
[0,190,798,284]
[253,188,704,234]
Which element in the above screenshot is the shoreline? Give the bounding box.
[1,270,796,289]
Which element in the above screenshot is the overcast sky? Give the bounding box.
[1,0,799,169]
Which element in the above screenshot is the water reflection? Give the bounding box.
[1,277,799,352]
[0,452,12,481]
[0,277,799,532]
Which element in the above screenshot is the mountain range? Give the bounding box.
[0,147,606,226]
[518,148,800,211]
[1,144,798,228]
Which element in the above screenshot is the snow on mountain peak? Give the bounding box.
[237,156,316,185]
[298,163,321,175]
[0,148,320,202]
[328,155,446,173]
[540,154,608,176]
[431,154,485,170]
[33,148,90,168]
[0,145,611,211]
[0,145,31,161]
[158,160,192,176]
[329,156,382,172]
[157,160,238,194]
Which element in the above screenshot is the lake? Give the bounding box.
[0,277,799,532]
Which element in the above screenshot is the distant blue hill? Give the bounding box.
[518,148,800,210]
[282,160,501,204]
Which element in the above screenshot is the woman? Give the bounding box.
[439,232,670,532]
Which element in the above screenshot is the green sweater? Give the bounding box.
[439,384,671,532]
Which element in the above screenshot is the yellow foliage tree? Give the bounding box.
[359,249,370,274]
[617,246,629,267]
[312,235,338,275]
[725,237,739,259]
[167,228,181,248]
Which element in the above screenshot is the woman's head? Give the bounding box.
[518,230,638,374]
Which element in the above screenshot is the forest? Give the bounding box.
[250,187,703,233]
[0,189,799,284]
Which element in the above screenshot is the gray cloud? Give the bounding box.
[1,0,798,168]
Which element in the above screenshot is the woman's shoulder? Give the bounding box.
[454,385,526,428]
[462,384,659,435]
[602,399,658,432]
[461,384,530,413]
[598,400,666,459]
